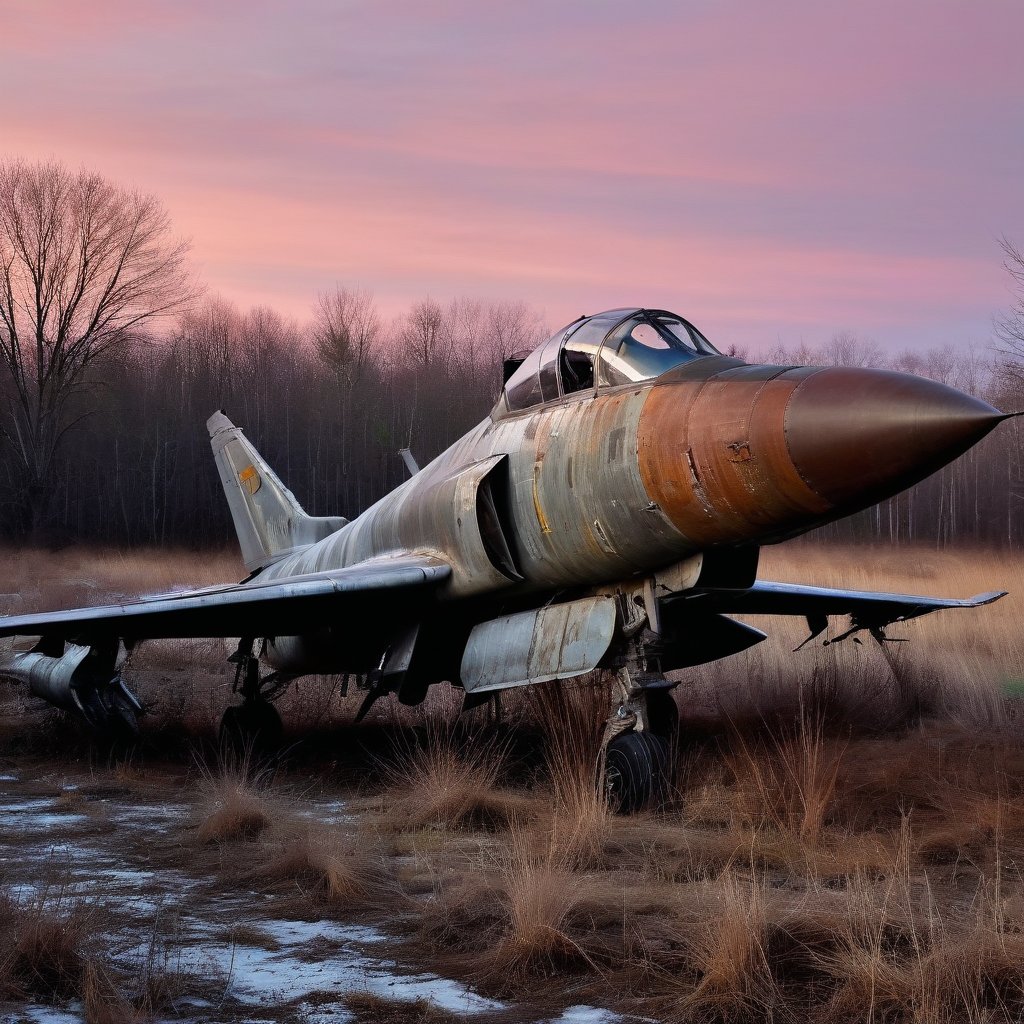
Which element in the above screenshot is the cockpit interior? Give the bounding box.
[498,308,720,414]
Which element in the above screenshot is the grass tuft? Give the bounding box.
[196,757,277,844]
[248,822,382,902]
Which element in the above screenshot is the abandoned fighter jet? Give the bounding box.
[0,307,1012,807]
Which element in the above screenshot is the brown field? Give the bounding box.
[1,542,1023,1023]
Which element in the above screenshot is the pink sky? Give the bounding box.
[3,0,1022,353]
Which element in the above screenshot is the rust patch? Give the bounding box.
[532,461,552,535]
[637,371,831,546]
[726,441,752,463]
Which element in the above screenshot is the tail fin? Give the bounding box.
[207,411,348,572]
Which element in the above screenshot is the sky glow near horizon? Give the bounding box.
[3,0,1022,354]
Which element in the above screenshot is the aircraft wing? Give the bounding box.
[0,555,451,645]
[688,580,1006,620]
[674,579,1006,645]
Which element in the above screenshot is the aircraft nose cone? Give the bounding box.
[785,367,1004,507]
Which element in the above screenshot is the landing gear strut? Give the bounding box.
[599,667,678,813]
[219,639,285,759]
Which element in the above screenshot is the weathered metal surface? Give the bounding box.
[208,412,348,571]
[784,367,1005,508]
[5,644,92,710]
[461,596,617,692]
[637,366,828,547]
[0,642,143,732]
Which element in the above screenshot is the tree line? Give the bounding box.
[2,158,1023,551]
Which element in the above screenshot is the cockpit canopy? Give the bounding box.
[499,308,720,414]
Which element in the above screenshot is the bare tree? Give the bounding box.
[994,235,1024,381]
[0,159,193,534]
[311,285,380,385]
[398,298,450,371]
[821,330,883,368]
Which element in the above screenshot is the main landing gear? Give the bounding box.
[219,639,286,760]
[600,667,679,813]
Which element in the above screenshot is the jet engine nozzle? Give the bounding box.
[784,367,1005,510]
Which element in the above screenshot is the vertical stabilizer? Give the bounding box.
[207,411,348,571]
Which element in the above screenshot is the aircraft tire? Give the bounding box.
[604,730,668,814]
[219,701,284,762]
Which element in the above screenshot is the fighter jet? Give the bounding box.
[0,307,1011,808]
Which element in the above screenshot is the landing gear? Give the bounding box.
[599,667,678,813]
[219,640,286,760]
[605,731,669,813]
[218,701,283,758]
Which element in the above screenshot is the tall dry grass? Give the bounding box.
[246,820,383,903]
[726,705,847,845]
[377,717,534,832]
[0,884,145,1023]
[526,678,614,868]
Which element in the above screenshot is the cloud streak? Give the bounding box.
[2,0,1021,352]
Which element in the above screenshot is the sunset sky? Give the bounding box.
[4,0,1022,354]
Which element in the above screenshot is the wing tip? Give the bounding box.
[967,590,1008,607]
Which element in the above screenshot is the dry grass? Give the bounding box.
[486,838,592,980]
[725,706,847,845]
[246,820,383,903]
[195,758,278,844]
[679,871,784,1021]
[0,886,144,1023]
[0,890,91,1001]
[379,719,535,832]
[528,679,613,868]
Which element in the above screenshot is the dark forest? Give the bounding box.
[2,292,1022,552]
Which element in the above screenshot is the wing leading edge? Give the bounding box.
[0,555,451,644]
[674,579,1006,647]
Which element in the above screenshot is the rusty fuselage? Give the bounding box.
[257,326,1002,677]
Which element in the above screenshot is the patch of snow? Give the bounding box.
[354,970,504,1014]
[259,918,387,947]
[0,772,19,781]
[112,804,187,828]
[1,799,58,813]
[3,1005,84,1023]
[547,1007,624,1024]
[174,915,504,1015]
[297,1002,355,1023]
